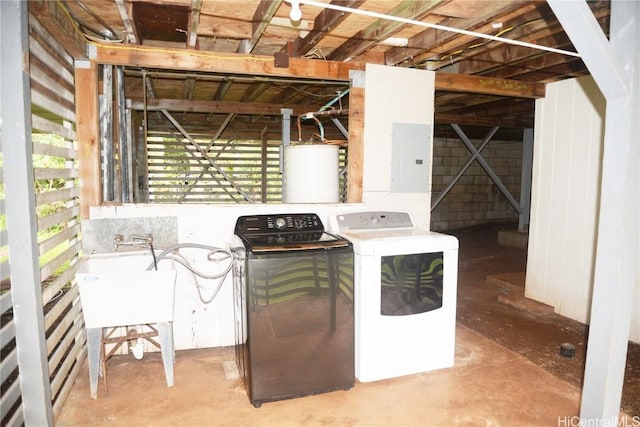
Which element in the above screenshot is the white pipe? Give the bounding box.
[295,0,581,59]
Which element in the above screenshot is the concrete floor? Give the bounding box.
[56,223,639,426]
[451,224,640,418]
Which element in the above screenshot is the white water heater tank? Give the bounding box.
[284,144,339,203]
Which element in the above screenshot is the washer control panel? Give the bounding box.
[334,211,414,231]
[234,213,323,234]
[266,214,320,231]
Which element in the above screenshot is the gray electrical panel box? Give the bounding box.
[390,123,431,193]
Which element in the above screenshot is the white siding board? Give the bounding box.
[526,82,557,306]
[526,76,605,326]
[567,79,604,321]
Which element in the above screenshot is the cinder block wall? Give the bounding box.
[430,137,522,231]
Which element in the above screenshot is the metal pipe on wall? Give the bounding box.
[100,64,114,201]
[280,108,292,175]
[117,66,130,202]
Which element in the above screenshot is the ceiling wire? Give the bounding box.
[424,17,549,68]
[57,0,124,42]
[295,0,581,59]
[59,0,121,41]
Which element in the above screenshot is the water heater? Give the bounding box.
[283,144,339,203]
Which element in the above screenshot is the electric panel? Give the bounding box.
[390,123,432,193]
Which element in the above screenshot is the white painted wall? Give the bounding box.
[525,76,639,343]
[362,64,435,229]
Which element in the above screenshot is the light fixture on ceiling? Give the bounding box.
[381,37,409,47]
[285,0,303,22]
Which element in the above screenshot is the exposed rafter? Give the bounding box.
[384,1,534,66]
[115,0,137,43]
[294,0,365,56]
[45,0,609,139]
[188,0,203,48]
[327,0,442,61]
[239,0,283,54]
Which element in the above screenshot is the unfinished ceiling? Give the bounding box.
[35,0,610,140]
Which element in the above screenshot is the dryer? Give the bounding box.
[329,211,459,382]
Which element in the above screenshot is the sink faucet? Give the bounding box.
[114,233,154,251]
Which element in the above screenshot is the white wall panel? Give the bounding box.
[526,76,608,326]
[362,64,435,225]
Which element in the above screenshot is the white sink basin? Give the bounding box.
[76,251,177,328]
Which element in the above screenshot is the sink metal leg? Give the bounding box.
[157,322,174,387]
[86,327,103,399]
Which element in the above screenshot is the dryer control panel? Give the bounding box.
[334,211,414,231]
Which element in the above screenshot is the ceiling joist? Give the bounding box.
[32,0,609,139]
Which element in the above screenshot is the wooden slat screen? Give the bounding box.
[0,14,84,425]
[146,134,284,203]
[146,132,348,204]
[29,14,85,418]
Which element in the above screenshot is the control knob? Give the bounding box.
[274,217,287,229]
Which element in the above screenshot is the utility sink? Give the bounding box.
[76,250,178,398]
[76,251,177,328]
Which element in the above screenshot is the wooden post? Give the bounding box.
[347,71,364,203]
[75,60,102,219]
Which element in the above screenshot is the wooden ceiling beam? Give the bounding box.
[93,44,543,98]
[384,1,532,66]
[328,0,442,61]
[213,77,233,101]
[240,0,283,54]
[92,44,360,80]
[435,95,534,128]
[269,84,311,104]
[483,51,582,81]
[459,36,573,77]
[508,59,590,84]
[435,113,529,128]
[442,96,534,118]
[436,93,506,115]
[28,1,87,58]
[242,82,271,102]
[295,0,365,56]
[188,0,203,48]
[423,2,607,75]
[129,98,319,116]
[399,3,555,69]
[459,14,608,80]
[183,73,196,99]
[115,0,138,44]
[434,73,545,98]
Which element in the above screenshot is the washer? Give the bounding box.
[232,213,354,407]
[329,211,459,382]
